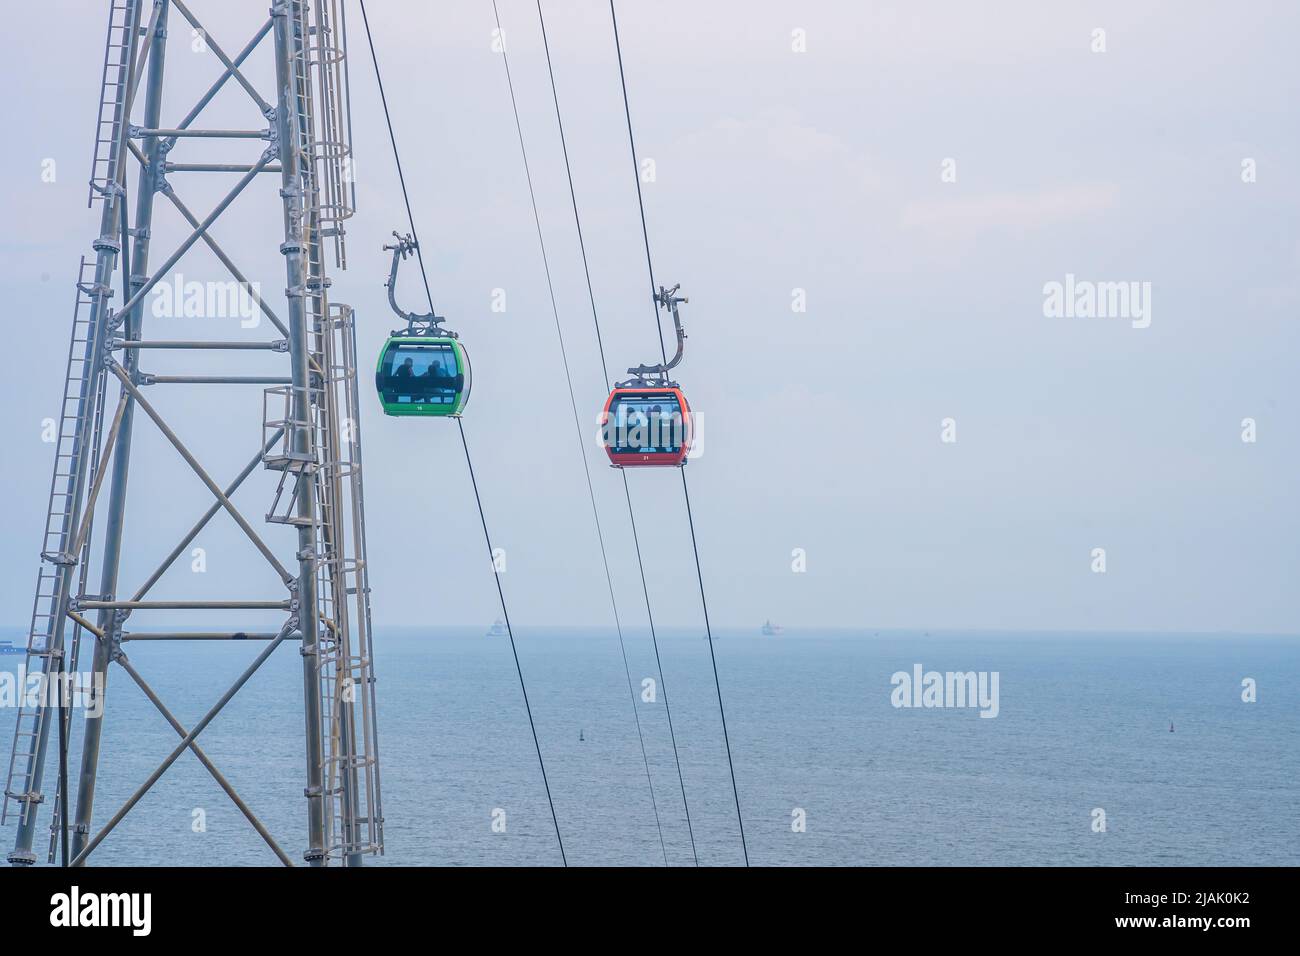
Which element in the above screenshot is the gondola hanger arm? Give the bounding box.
[623,283,688,384]
[383,231,454,336]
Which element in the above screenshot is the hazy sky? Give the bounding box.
[0,0,1297,633]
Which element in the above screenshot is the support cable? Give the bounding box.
[456,419,566,866]
[358,0,566,865]
[357,0,438,316]
[608,0,750,865]
[534,0,699,866]
[492,0,669,866]
[609,3,669,368]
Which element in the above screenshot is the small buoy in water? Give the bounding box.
[1169,722,1175,733]
[579,730,585,742]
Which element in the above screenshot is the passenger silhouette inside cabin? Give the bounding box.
[382,347,460,405]
[648,405,665,452]
[421,358,448,383]
[417,357,451,401]
[610,400,681,454]
[623,405,648,451]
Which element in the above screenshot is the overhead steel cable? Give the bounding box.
[455,419,565,866]
[534,0,699,866]
[609,3,670,369]
[357,0,566,866]
[607,0,750,866]
[356,2,438,317]
[490,0,669,867]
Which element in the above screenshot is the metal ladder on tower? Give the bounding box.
[87,0,134,206]
[2,259,109,829]
[297,0,379,861]
[310,303,363,861]
[305,0,355,269]
[333,304,384,855]
[329,307,384,859]
[45,263,115,862]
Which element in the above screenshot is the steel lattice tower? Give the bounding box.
[3,0,383,866]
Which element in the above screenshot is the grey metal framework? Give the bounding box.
[3,0,383,866]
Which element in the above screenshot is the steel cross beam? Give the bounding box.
[78,601,291,611]
[124,137,331,357]
[116,340,286,350]
[169,0,272,115]
[114,656,293,866]
[163,18,274,152]
[58,613,293,866]
[108,362,293,585]
[70,622,296,867]
[140,375,293,385]
[124,138,324,356]
[158,177,288,334]
[110,153,273,322]
[166,163,283,173]
[121,633,283,642]
[130,431,284,602]
[124,139,290,336]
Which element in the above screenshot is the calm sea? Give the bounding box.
[0,628,1296,866]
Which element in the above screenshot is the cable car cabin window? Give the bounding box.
[607,395,686,454]
[379,343,461,406]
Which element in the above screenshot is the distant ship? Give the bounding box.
[485,619,508,638]
[760,620,784,636]
[0,640,23,655]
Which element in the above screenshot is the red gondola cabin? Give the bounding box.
[601,386,693,468]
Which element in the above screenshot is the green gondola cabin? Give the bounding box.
[375,335,470,416]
